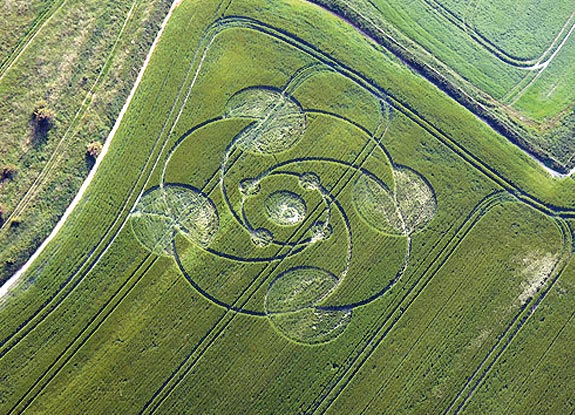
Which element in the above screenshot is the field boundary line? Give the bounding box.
[443,218,573,414]
[308,193,509,414]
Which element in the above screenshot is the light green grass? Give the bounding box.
[0,0,172,284]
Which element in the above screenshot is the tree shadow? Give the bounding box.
[85,152,96,170]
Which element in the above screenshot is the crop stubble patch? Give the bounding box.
[265,267,352,344]
[264,190,308,226]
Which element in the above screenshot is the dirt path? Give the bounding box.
[0,0,183,299]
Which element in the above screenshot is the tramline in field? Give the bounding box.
[0,0,574,414]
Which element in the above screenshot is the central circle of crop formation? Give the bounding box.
[264,190,307,226]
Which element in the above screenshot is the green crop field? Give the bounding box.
[315,0,575,173]
[0,0,574,414]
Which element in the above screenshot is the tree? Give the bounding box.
[9,216,22,228]
[31,100,55,142]
[32,100,55,125]
[86,141,103,159]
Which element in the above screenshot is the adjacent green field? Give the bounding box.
[313,0,575,172]
[0,0,574,414]
[435,0,573,61]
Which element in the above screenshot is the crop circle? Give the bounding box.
[264,190,307,226]
[130,184,219,256]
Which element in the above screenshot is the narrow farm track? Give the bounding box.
[462,0,481,31]
[0,0,68,82]
[502,11,575,105]
[508,19,575,106]
[2,2,575,412]
[443,219,573,415]
[500,71,538,104]
[306,192,511,414]
[0,0,222,359]
[0,0,139,238]
[140,97,391,415]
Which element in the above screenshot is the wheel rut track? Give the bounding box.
[306,192,511,415]
[356,201,534,414]
[3,5,575,413]
[0,0,68,81]
[500,304,575,415]
[422,0,575,67]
